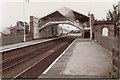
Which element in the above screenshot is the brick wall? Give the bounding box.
[39,24,58,38]
[0,35,24,46]
[93,21,115,40]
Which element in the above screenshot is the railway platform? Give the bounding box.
[39,38,112,78]
[0,36,65,52]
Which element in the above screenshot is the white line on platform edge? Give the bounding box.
[41,37,77,75]
[0,36,66,52]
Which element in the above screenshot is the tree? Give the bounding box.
[17,21,29,34]
[106,4,119,36]
[106,4,119,22]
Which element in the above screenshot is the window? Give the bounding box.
[102,27,109,36]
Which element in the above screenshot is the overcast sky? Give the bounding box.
[0,0,119,31]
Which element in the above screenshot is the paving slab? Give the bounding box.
[39,38,112,78]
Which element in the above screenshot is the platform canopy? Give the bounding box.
[40,7,89,23]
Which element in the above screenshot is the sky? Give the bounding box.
[0,0,119,31]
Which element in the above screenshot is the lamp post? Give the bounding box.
[23,0,30,42]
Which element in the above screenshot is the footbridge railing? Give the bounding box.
[39,20,84,31]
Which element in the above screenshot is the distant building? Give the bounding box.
[1,27,11,35]
[1,21,30,46]
[4,21,30,36]
[11,24,24,36]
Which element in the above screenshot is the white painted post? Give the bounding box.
[23,0,30,42]
[23,2,26,42]
[89,14,92,40]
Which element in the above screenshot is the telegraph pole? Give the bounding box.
[23,0,30,42]
[89,0,92,40]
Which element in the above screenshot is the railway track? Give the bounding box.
[2,40,56,71]
[2,37,66,72]
[2,36,76,79]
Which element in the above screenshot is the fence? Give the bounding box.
[109,47,119,78]
[96,36,118,51]
[95,36,119,78]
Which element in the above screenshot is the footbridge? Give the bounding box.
[30,7,90,39]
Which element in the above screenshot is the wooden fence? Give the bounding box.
[96,36,119,78]
[96,36,118,51]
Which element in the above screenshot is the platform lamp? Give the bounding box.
[23,0,30,42]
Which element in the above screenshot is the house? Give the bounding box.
[1,27,11,35]
[1,21,29,45]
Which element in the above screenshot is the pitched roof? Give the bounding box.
[1,27,11,35]
[73,11,89,22]
[41,11,65,20]
[40,7,89,23]
[13,25,24,30]
[58,7,76,20]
